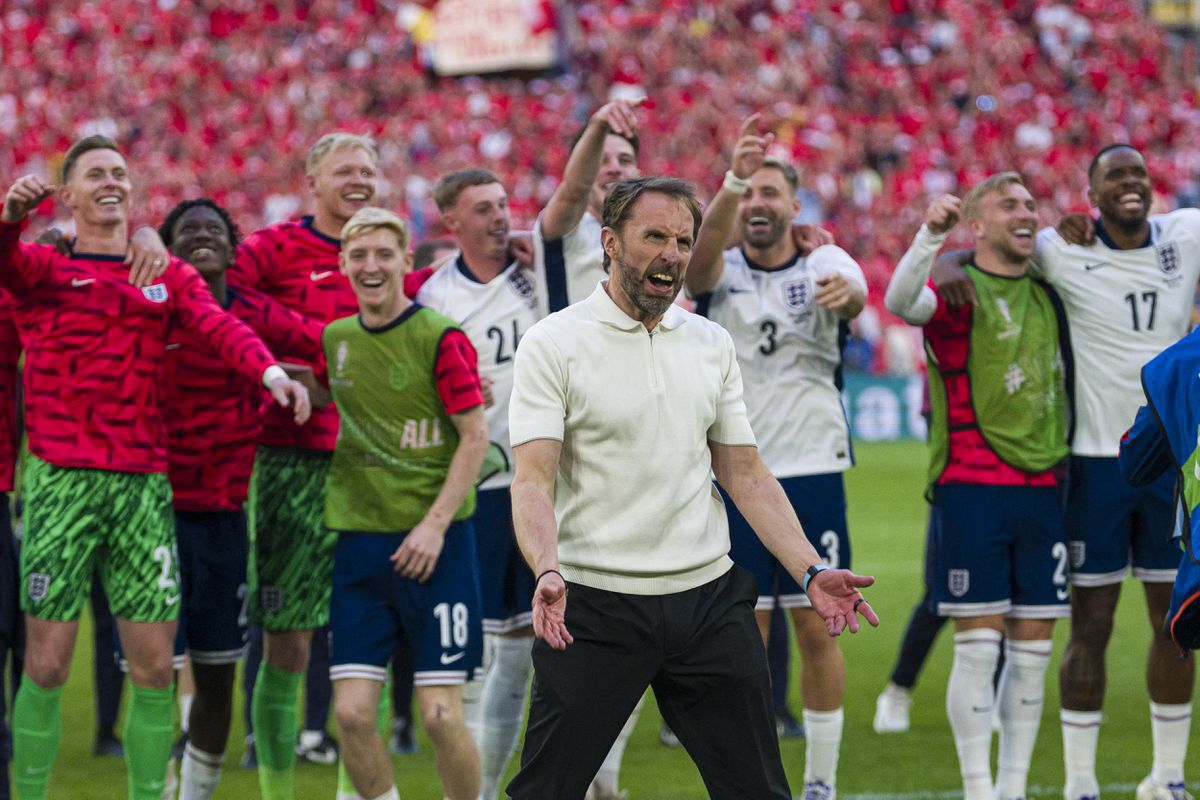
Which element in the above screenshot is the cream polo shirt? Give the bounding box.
[509,283,758,595]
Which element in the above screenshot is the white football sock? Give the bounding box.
[479,634,534,800]
[946,628,1001,800]
[802,707,844,787]
[593,695,645,794]
[462,633,491,746]
[178,742,223,800]
[1061,709,1102,799]
[1150,701,1192,785]
[370,788,399,800]
[179,691,194,735]
[995,639,1052,800]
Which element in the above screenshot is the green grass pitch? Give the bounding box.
[36,441,1196,798]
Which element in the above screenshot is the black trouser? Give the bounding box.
[390,636,415,722]
[507,567,789,800]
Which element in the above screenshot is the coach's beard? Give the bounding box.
[615,254,681,319]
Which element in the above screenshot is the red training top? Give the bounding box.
[0,219,277,473]
[0,291,20,491]
[230,216,357,452]
[165,286,324,511]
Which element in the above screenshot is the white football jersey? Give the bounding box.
[703,245,867,478]
[1034,208,1200,457]
[533,209,605,315]
[416,257,543,489]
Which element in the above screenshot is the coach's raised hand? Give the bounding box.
[2,175,56,223]
[807,568,879,636]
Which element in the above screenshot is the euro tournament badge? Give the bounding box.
[948,569,970,598]
[335,340,349,378]
[1157,242,1180,277]
[142,283,169,303]
[781,278,812,313]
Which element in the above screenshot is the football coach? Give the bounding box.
[505,176,880,799]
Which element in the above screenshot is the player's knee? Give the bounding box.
[24,651,71,688]
[420,697,465,743]
[334,695,377,739]
[127,652,176,689]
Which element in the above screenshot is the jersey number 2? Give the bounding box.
[487,320,521,364]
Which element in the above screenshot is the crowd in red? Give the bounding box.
[3,0,1198,371]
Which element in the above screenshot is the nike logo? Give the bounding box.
[165,343,182,350]
[1083,263,1106,271]
[164,594,180,607]
[971,705,992,713]
[23,766,49,776]
[729,286,754,294]
[1019,698,1042,706]
[71,278,96,287]
[310,270,335,281]
[440,651,466,665]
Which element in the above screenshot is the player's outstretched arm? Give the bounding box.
[125,227,170,287]
[540,98,645,241]
[265,371,311,425]
[884,195,962,325]
[392,404,489,583]
[1056,212,1096,246]
[511,438,572,649]
[688,113,774,297]
[710,442,878,636]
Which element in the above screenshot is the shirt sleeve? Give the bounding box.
[169,260,278,386]
[707,329,757,446]
[1031,227,1063,283]
[807,245,868,295]
[509,324,567,445]
[884,225,942,325]
[434,329,484,415]
[230,286,325,364]
[0,220,53,294]
[404,267,435,299]
[1118,403,1177,487]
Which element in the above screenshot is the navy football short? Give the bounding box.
[726,473,850,610]
[929,484,1070,618]
[474,488,534,634]
[174,509,250,665]
[329,521,483,686]
[1065,456,1179,586]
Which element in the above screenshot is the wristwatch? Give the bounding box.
[802,563,830,593]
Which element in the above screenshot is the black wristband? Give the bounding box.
[536,569,565,586]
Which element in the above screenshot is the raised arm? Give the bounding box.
[171,263,310,423]
[689,114,774,297]
[0,176,58,293]
[885,194,961,325]
[539,99,644,241]
[710,442,878,636]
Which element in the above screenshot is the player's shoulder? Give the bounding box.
[1151,206,1200,237]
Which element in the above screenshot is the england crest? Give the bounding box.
[1156,242,1180,276]
[781,278,812,313]
[1069,541,1086,570]
[28,572,50,602]
[948,569,970,598]
[142,283,169,303]
[508,269,536,301]
[261,586,284,614]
